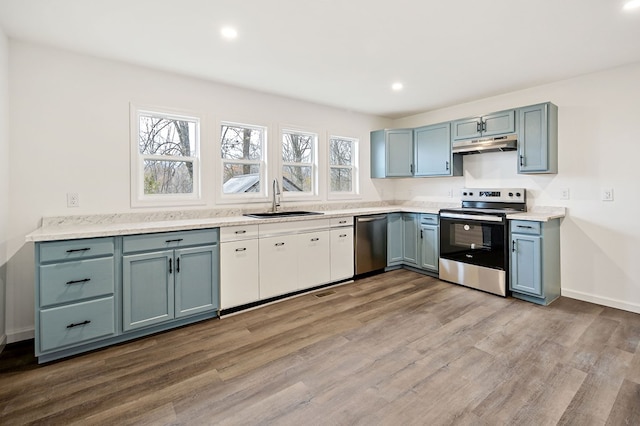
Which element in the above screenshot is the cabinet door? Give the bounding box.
[259,234,299,299]
[420,225,439,272]
[414,123,452,176]
[174,245,219,318]
[452,117,482,141]
[122,250,174,331]
[385,129,414,177]
[518,104,548,173]
[220,239,260,309]
[330,228,354,282]
[402,213,419,266]
[510,234,542,296]
[481,110,515,137]
[298,231,330,290]
[387,213,404,266]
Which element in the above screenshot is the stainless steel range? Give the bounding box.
[439,188,526,296]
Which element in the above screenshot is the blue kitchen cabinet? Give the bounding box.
[402,213,419,266]
[371,129,414,177]
[122,229,219,331]
[452,109,516,141]
[387,213,404,266]
[517,102,558,174]
[510,219,561,305]
[414,123,462,177]
[35,237,117,359]
[419,214,439,272]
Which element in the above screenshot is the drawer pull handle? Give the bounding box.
[275,242,285,247]
[66,248,90,253]
[339,234,347,238]
[67,320,91,329]
[165,238,184,243]
[66,278,91,285]
[235,230,247,234]
[517,225,534,229]
[235,247,247,252]
[339,220,347,224]
[311,237,320,242]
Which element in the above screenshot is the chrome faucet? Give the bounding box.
[272,179,281,212]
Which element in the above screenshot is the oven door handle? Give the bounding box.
[439,212,504,223]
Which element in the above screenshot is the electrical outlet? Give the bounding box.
[560,188,570,200]
[447,188,454,198]
[602,188,614,202]
[67,192,79,207]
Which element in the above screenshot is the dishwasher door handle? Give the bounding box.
[357,215,387,222]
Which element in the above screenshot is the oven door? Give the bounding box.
[439,212,507,271]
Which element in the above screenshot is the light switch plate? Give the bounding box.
[602,188,614,201]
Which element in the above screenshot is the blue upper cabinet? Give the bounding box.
[414,122,462,177]
[371,129,413,177]
[517,102,558,174]
[452,109,516,141]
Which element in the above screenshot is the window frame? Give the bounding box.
[130,104,203,208]
[279,127,319,200]
[218,121,269,203]
[328,134,360,200]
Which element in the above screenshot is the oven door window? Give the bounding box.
[440,219,506,270]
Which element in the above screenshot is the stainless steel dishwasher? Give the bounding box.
[355,214,388,275]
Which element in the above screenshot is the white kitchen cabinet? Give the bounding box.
[220,225,260,309]
[298,230,331,289]
[330,229,354,282]
[259,233,300,299]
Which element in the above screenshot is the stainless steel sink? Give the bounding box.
[243,210,324,219]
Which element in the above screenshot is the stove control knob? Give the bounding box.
[508,192,514,197]
[516,192,522,198]
[469,192,473,196]
[463,192,467,196]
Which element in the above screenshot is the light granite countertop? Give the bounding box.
[26,203,566,242]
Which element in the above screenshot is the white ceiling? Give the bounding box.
[1,0,639,118]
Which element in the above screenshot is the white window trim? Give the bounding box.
[279,126,320,201]
[328,134,360,200]
[217,120,269,204]
[130,103,203,208]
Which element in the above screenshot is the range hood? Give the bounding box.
[452,134,518,155]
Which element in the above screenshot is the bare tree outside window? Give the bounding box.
[221,123,265,194]
[330,136,357,193]
[138,113,198,195]
[282,130,316,192]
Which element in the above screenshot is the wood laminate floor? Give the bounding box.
[1,269,639,425]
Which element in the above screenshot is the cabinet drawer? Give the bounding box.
[39,297,115,352]
[39,257,114,307]
[420,214,439,225]
[330,216,353,227]
[220,224,259,242]
[123,228,219,254]
[39,237,114,263]
[511,220,541,235]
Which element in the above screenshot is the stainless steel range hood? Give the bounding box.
[452,134,517,155]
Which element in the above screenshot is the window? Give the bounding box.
[131,107,201,206]
[281,129,317,195]
[329,136,358,196]
[220,122,267,198]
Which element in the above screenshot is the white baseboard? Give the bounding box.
[7,327,34,344]
[561,289,640,314]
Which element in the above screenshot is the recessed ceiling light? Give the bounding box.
[623,0,640,10]
[220,26,238,40]
[391,82,403,91]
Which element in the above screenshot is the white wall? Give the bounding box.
[0,24,9,349]
[5,41,393,341]
[393,62,640,314]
